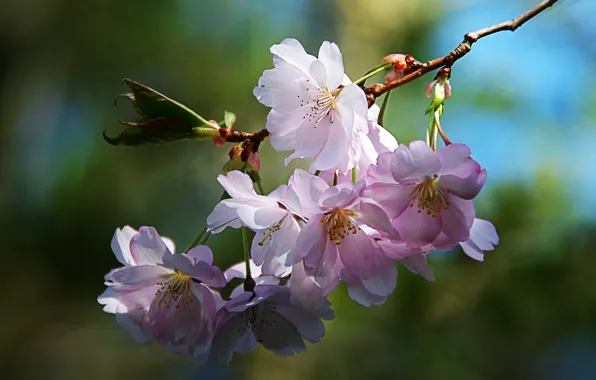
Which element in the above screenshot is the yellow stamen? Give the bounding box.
[321,209,358,244]
[410,174,450,217]
[155,270,193,308]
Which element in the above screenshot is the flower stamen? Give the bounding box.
[321,209,358,244]
[410,174,450,217]
[155,270,193,308]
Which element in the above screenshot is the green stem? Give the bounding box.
[352,167,357,184]
[426,110,434,146]
[255,179,265,195]
[378,91,391,127]
[241,227,255,291]
[333,170,339,186]
[352,63,392,86]
[314,170,322,176]
[185,225,207,252]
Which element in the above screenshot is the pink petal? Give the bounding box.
[437,143,471,173]
[130,227,171,266]
[288,169,328,218]
[392,204,442,247]
[441,196,475,243]
[339,230,376,278]
[186,245,213,265]
[297,215,328,268]
[356,201,398,239]
[346,280,388,307]
[361,263,397,297]
[399,253,435,282]
[362,182,414,219]
[107,265,170,286]
[405,140,442,179]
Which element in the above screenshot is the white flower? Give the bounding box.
[206,170,303,277]
[254,38,368,172]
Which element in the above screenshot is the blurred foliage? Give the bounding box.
[0,0,594,379]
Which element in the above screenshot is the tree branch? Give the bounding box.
[365,0,559,104]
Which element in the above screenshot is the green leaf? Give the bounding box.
[224,111,236,129]
[105,79,219,146]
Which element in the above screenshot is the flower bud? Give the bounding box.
[382,54,408,83]
[222,141,260,174]
[425,68,452,114]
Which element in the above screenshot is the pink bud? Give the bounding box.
[248,152,260,173]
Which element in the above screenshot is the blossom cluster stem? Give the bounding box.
[363,0,559,103]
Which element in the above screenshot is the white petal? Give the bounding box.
[207,202,243,233]
[111,226,137,266]
[317,41,344,90]
[270,38,316,74]
[217,171,256,199]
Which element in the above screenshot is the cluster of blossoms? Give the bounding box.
[100,38,498,365]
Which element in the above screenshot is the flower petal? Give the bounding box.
[111,226,137,266]
[318,41,344,90]
[392,204,441,247]
[130,227,171,266]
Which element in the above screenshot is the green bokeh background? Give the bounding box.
[1,0,595,379]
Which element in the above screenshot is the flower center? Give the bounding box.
[155,270,194,308]
[411,174,450,217]
[321,209,358,244]
[314,89,337,112]
[257,216,286,246]
[236,304,278,343]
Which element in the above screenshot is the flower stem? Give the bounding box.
[255,178,265,195]
[378,91,391,127]
[333,170,339,186]
[434,111,452,145]
[353,63,392,86]
[185,225,207,252]
[242,227,255,291]
[352,167,357,184]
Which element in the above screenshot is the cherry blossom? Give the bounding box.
[99,227,226,364]
[207,170,303,276]
[319,104,398,184]
[254,38,368,172]
[210,283,334,364]
[289,169,396,297]
[365,141,486,248]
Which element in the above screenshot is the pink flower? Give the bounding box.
[207,170,303,276]
[254,38,368,172]
[365,141,486,248]
[99,226,226,364]
[210,282,334,364]
[289,169,396,296]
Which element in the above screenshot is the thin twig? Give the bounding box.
[365,0,558,104]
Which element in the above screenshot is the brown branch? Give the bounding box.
[365,0,559,104]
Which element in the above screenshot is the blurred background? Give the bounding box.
[1,0,595,378]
